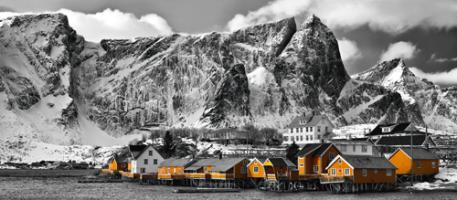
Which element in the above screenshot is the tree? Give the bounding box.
[286,142,300,164]
[161,131,175,158]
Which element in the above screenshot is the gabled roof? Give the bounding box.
[287,114,332,128]
[390,148,439,160]
[159,158,195,167]
[129,145,165,160]
[129,144,147,159]
[184,157,248,172]
[327,155,396,170]
[296,143,338,157]
[247,158,265,167]
[109,148,131,163]
[375,135,432,146]
[366,122,422,136]
[265,157,296,168]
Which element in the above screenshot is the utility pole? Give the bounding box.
[410,128,413,188]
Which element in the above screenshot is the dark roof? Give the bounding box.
[266,157,296,168]
[129,145,147,159]
[367,122,422,136]
[297,143,337,157]
[287,114,330,128]
[375,135,428,146]
[395,148,439,160]
[184,158,247,172]
[110,148,131,163]
[340,155,396,169]
[159,158,195,167]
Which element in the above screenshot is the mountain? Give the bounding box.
[0,13,422,145]
[353,58,457,132]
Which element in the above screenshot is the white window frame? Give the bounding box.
[144,159,148,165]
[253,166,259,172]
[361,145,367,152]
[149,150,153,156]
[331,168,336,176]
[344,168,350,176]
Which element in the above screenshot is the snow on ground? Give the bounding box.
[0,135,123,166]
[333,123,377,139]
[410,167,457,190]
[247,66,273,86]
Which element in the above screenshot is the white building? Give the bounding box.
[330,139,382,157]
[130,145,165,174]
[283,114,334,145]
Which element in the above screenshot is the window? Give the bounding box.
[306,135,309,141]
[338,159,342,164]
[325,126,328,132]
[310,135,313,141]
[362,169,368,177]
[313,165,318,173]
[140,168,145,173]
[254,167,259,172]
[149,150,153,156]
[341,145,347,152]
[144,159,148,165]
[306,127,309,132]
[296,136,299,141]
[344,168,350,176]
[331,168,336,176]
[416,161,422,168]
[386,169,392,176]
[318,126,321,132]
[299,163,304,167]
[153,159,158,165]
[361,145,367,152]
[432,162,436,168]
[283,136,288,141]
[291,128,293,133]
[300,127,303,132]
[353,145,357,152]
[310,127,313,132]
[300,136,303,141]
[318,135,321,140]
[296,128,299,133]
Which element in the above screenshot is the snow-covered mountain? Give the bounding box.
[353,58,457,132]
[0,13,425,145]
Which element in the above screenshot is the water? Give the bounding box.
[0,177,456,200]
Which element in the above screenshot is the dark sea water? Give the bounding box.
[0,177,456,200]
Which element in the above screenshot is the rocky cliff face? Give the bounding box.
[353,58,457,131]
[0,13,428,143]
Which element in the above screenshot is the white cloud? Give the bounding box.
[226,0,457,34]
[430,54,457,63]
[338,38,361,62]
[379,41,418,62]
[410,67,457,85]
[58,9,172,42]
[0,9,173,42]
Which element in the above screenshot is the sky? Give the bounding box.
[1,0,457,85]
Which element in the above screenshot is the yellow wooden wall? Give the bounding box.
[389,150,439,175]
[247,160,265,178]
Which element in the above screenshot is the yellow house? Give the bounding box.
[323,155,397,184]
[296,143,340,179]
[263,157,298,181]
[247,158,266,179]
[388,148,439,177]
[158,158,195,180]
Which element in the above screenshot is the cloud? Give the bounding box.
[410,67,457,85]
[58,9,172,42]
[0,9,173,42]
[226,0,457,34]
[338,38,361,62]
[379,41,418,61]
[430,54,457,63]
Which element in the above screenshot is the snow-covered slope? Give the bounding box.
[353,58,457,132]
[0,13,424,147]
